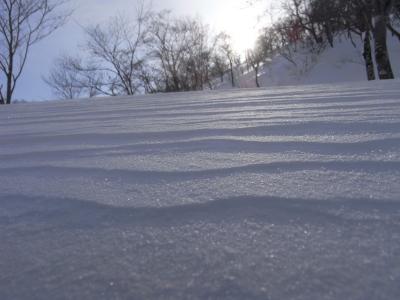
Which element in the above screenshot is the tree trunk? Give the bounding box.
[363,31,376,81]
[6,75,13,104]
[6,49,14,104]
[208,79,213,90]
[372,1,394,79]
[229,60,235,87]
[0,85,4,104]
[325,24,334,47]
[255,66,260,88]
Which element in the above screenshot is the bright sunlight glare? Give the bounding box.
[206,0,268,54]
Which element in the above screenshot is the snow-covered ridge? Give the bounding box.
[1,80,400,299]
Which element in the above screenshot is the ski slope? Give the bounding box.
[1,80,400,299]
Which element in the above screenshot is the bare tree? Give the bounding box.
[246,42,265,88]
[44,55,84,99]
[340,0,394,80]
[210,51,228,83]
[373,0,394,79]
[0,0,69,104]
[258,0,395,81]
[338,0,376,80]
[82,11,150,96]
[46,3,151,99]
[148,11,183,92]
[388,0,400,40]
[215,33,237,87]
[148,11,214,92]
[44,55,100,99]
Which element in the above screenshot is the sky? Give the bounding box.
[14,0,279,101]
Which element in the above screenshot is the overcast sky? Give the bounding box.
[15,0,279,101]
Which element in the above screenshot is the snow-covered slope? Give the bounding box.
[219,35,400,89]
[1,80,400,299]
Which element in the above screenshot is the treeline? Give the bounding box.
[1,0,399,103]
[45,6,243,99]
[248,0,400,83]
[48,0,400,99]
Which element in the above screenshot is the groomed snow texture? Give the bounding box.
[1,81,400,299]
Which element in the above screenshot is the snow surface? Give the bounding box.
[1,80,400,299]
[218,34,400,89]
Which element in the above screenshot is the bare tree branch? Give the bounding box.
[45,2,151,99]
[387,22,400,41]
[0,0,70,104]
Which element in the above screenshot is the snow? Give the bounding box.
[218,34,400,89]
[1,80,400,299]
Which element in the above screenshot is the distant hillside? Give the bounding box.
[216,34,400,89]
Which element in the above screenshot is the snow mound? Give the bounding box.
[1,80,400,299]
